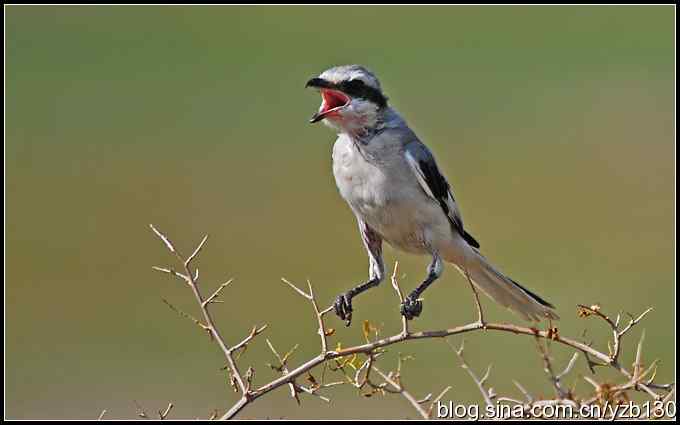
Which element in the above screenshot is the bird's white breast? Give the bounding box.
[331,134,447,254]
[332,135,387,215]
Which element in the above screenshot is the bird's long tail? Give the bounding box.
[452,250,559,322]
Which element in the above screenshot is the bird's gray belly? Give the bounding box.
[362,201,432,254]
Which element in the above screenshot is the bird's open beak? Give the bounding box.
[306,78,350,124]
[305,78,331,90]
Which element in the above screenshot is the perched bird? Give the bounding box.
[305,65,558,326]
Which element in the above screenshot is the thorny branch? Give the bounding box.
[534,337,579,400]
[448,339,495,408]
[370,365,429,419]
[150,225,252,416]
[149,227,674,420]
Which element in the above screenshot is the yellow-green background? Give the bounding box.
[6,5,675,419]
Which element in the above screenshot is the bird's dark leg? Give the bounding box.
[401,253,443,320]
[334,220,384,326]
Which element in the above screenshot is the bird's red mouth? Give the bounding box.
[321,88,350,112]
[310,89,350,123]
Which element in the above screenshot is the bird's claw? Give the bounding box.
[334,292,353,326]
[400,296,423,320]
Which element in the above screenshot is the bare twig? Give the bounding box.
[371,365,429,419]
[426,386,453,418]
[576,304,652,365]
[161,298,211,334]
[203,279,234,307]
[534,337,573,399]
[185,235,208,268]
[230,324,268,356]
[266,338,301,404]
[557,352,579,382]
[158,403,173,420]
[513,380,533,403]
[307,280,331,354]
[281,277,312,300]
[447,339,494,408]
[150,225,250,417]
[632,330,646,382]
[390,262,409,336]
[462,266,486,327]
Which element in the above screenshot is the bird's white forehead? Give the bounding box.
[319,65,382,91]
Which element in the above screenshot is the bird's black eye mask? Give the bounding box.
[338,79,388,108]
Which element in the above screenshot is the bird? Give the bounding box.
[305,64,559,326]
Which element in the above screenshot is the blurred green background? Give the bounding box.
[5,5,675,419]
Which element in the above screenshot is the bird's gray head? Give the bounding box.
[305,65,388,135]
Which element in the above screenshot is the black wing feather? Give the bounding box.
[416,158,480,249]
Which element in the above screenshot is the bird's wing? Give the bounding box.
[404,141,480,249]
